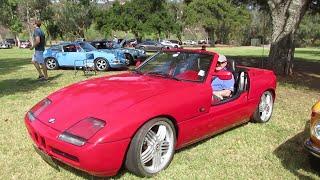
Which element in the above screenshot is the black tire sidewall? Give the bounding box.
[125,118,176,177]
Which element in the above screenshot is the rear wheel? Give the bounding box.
[252,91,274,123]
[94,58,109,71]
[125,118,176,177]
[45,58,59,70]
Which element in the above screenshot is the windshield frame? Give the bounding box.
[136,50,213,83]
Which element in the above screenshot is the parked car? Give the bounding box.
[304,100,320,158]
[160,40,181,48]
[25,49,276,177]
[198,39,213,45]
[90,39,147,65]
[0,41,12,49]
[135,41,164,52]
[182,40,197,46]
[5,38,16,46]
[19,40,32,48]
[168,39,182,45]
[43,42,127,71]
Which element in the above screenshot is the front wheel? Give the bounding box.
[125,118,176,177]
[45,58,59,70]
[94,58,110,71]
[252,91,274,123]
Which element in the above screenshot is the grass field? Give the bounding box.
[0,47,320,179]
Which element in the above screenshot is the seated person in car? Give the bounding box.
[211,54,235,100]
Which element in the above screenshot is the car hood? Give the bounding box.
[36,73,180,131]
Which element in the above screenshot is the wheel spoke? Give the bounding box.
[160,141,169,154]
[156,125,167,141]
[152,150,162,170]
[145,130,157,146]
[260,110,267,120]
[265,95,271,105]
[141,146,154,164]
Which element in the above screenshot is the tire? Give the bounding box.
[125,118,176,177]
[125,53,134,65]
[94,58,110,71]
[45,57,59,70]
[252,91,274,123]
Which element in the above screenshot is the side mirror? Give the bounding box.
[211,70,232,80]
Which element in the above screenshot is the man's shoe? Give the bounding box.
[37,75,44,79]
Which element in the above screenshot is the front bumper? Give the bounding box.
[24,116,130,177]
[304,138,320,158]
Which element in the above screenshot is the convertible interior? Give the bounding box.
[212,59,249,105]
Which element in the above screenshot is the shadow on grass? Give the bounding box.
[273,120,320,179]
[0,74,62,97]
[228,56,320,90]
[0,58,30,75]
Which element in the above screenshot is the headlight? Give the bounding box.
[58,117,105,146]
[314,122,320,139]
[27,98,51,122]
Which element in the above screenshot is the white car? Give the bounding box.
[183,40,197,46]
[160,40,181,48]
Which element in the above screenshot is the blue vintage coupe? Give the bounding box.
[44,42,128,71]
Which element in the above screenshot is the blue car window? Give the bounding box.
[79,42,96,52]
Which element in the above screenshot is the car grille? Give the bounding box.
[32,130,79,163]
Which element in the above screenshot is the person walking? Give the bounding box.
[30,19,48,80]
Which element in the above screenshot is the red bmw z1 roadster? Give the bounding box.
[25,49,276,177]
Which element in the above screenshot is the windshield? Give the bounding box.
[137,51,213,82]
[79,42,96,52]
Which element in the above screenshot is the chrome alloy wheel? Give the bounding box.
[95,59,107,71]
[140,122,174,174]
[258,91,273,122]
[46,58,57,69]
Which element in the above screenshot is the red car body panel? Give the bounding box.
[25,49,276,177]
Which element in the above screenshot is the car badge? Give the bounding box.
[48,118,56,124]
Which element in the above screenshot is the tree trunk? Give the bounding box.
[267,0,310,75]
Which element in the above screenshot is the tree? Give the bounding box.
[53,0,96,40]
[267,0,311,75]
[185,0,250,45]
[0,0,23,43]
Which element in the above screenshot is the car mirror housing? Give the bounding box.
[212,70,232,80]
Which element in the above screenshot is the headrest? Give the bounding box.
[227,59,236,72]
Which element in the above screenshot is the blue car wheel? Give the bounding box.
[45,57,59,70]
[94,58,110,71]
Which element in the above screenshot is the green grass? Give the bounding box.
[1,47,320,179]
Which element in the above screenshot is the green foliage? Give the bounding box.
[184,0,250,44]
[0,0,23,35]
[95,0,180,41]
[296,12,320,47]
[52,0,95,40]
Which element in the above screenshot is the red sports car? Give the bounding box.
[25,49,276,177]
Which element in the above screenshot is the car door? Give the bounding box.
[207,92,249,133]
[58,44,86,67]
[205,71,250,133]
